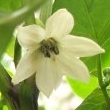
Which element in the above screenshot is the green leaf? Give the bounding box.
[67,76,98,98]
[53,0,110,43]
[53,0,110,74]
[76,88,109,110]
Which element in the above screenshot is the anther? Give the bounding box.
[40,38,59,58]
[53,46,59,55]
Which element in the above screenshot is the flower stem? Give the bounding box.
[97,55,110,108]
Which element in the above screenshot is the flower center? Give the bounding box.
[40,38,59,58]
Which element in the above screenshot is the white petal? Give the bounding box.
[57,53,90,83]
[12,50,39,85]
[46,9,74,40]
[35,57,62,97]
[60,35,105,57]
[17,25,46,49]
[51,58,62,89]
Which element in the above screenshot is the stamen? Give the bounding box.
[40,38,59,58]
[53,46,59,55]
[40,45,51,58]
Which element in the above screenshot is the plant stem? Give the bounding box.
[97,55,110,108]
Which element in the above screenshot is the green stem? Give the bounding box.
[97,55,110,108]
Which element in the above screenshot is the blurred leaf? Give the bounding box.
[10,0,22,11]
[0,97,6,110]
[0,63,11,93]
[0,0,45,60]
[0,0,21,11]
[40,0,53,24]
[53,0,110,74]
[101,39,110,68]
[3,105,8,110]
[39,106,45,110]
[0,0,12,11]
[0,26,14,60]
[67,76,98,98]
[76,88,109,110]
[6,37,15,57]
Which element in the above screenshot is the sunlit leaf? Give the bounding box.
[5,37,15,57]
[0,96,8,110]
[67,76,98,98]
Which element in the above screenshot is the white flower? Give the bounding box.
[12,9,104,97]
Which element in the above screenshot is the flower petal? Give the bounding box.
[51,58,62,89]
[46,9,74,40]
[17,25,46,49]
[35,57,62,97]
[12,50,39,85]
[60,35,105,57]
[57,53,90,83]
